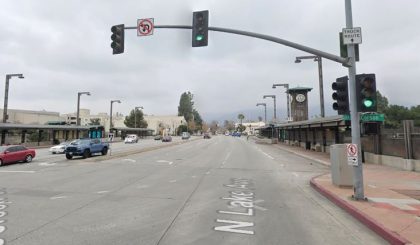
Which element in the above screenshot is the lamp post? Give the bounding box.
[134,106,143,128]
[76,92,91,126]
[263,95,276,122]
[2,74,24,144]
[110,100,121,132]
[272,83,290,121]
[256,103,267,123]
[295,55,325,117]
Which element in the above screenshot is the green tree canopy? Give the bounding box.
[124,109,148,128]
[178,92,194,122]
[237,114,245,125]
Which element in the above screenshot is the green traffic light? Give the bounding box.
[363,99,374,108]
[195,35,204,41]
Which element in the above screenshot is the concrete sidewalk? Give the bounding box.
[273,143,420,245]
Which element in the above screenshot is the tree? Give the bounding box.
[209,120,219,134]
[202,122,209,133]
[192,109,203,131]
[177,125,188,135]
[236,124,246,132]
[223,120,235,131]
[237,114,245,125]
[89,118,101,126]
[178,92,194,122]
[376,91,389,114]
[124,109,148,128]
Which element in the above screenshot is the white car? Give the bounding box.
[49,142,69,154]
[124,134,139,143]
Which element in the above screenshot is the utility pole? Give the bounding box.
[110,100,121,133]
[263,95,276,122]
[345,0,364,200]
[272,83,290,121]
[134,106,143,128]
[256,103,267,123]
[2,74,24,144]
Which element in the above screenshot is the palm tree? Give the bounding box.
[237,114,245,125]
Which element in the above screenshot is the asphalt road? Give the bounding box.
[0,136,385,245]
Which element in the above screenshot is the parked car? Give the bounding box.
[162,135,172,142]
[0,145,36,166]
[181,132,190,140]
[225,131,230,136]
[204,133,211,139]
[49,141,69,154]
[124,134,139,143]
[65,138,109,159]
[154,135,162,140]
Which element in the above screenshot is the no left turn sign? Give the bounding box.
[137,18,154,36]
[347,144,358,157]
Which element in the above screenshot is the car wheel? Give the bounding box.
[66,154,73,160]
[0,159,3,166]
[82,150,90,159]
[101,147,108,155]
[52,152,56,154]
[25,155,33,163]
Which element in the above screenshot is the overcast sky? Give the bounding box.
[1,0,419,122]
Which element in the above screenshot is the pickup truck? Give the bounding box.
[65,138,109,159]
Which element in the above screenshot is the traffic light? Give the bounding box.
[111,24,125,55]
[332,76,349,115]
[356,74,377,112]
[192,10,209,47]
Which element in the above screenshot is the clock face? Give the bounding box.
[296,94,306,103]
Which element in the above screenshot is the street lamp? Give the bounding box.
[256,103,267,123]
[134,106,143,128]
[2,74,24,144]
[295,55,325,117]
[263,95,276,122]
[272,83,290,121]
[109,100,121,131]
[76,92,91,126]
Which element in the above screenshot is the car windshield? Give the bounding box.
[0,146,7,152]
[69,139,89,145]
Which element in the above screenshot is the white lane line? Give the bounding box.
[191,175,197,178]
[156,160,173,165]
[292,172,299,177]
[206,171,211,175]
[38,162,57,166]
[96,190,110,194]
[260,150,274,160]
[368,184,377,189]
[169,180,177,183]
[0,170,35,173]
[50,195,68,200]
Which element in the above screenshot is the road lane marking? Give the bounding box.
[38,162,57,166]
[0,170,35,173]
[206,171,211,175]
[214,219,254,235]
[215,178,256,235]
[50,195,68,200]
[191,175,197,178]
[292,172,299,177]
[96,190,110,194]
[156,160,173,165]
[169,180,177,183]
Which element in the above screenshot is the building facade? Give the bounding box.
[0,109,63,125]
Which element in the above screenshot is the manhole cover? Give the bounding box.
[392,189,420,201]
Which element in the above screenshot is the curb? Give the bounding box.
[310,175,411,245]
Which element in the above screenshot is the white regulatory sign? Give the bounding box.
[347,144,358,166]
[137,18,154,36]
[342,27,362,45]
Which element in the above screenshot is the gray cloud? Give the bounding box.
[1,0,419,122]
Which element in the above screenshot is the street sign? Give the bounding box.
[137,18,154,36]
[343,113,384,122]
[342,27,362,44]
[347,144,358,166]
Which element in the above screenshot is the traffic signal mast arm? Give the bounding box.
[124,25,351,67]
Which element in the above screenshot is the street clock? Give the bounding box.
[296,94,306,103]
